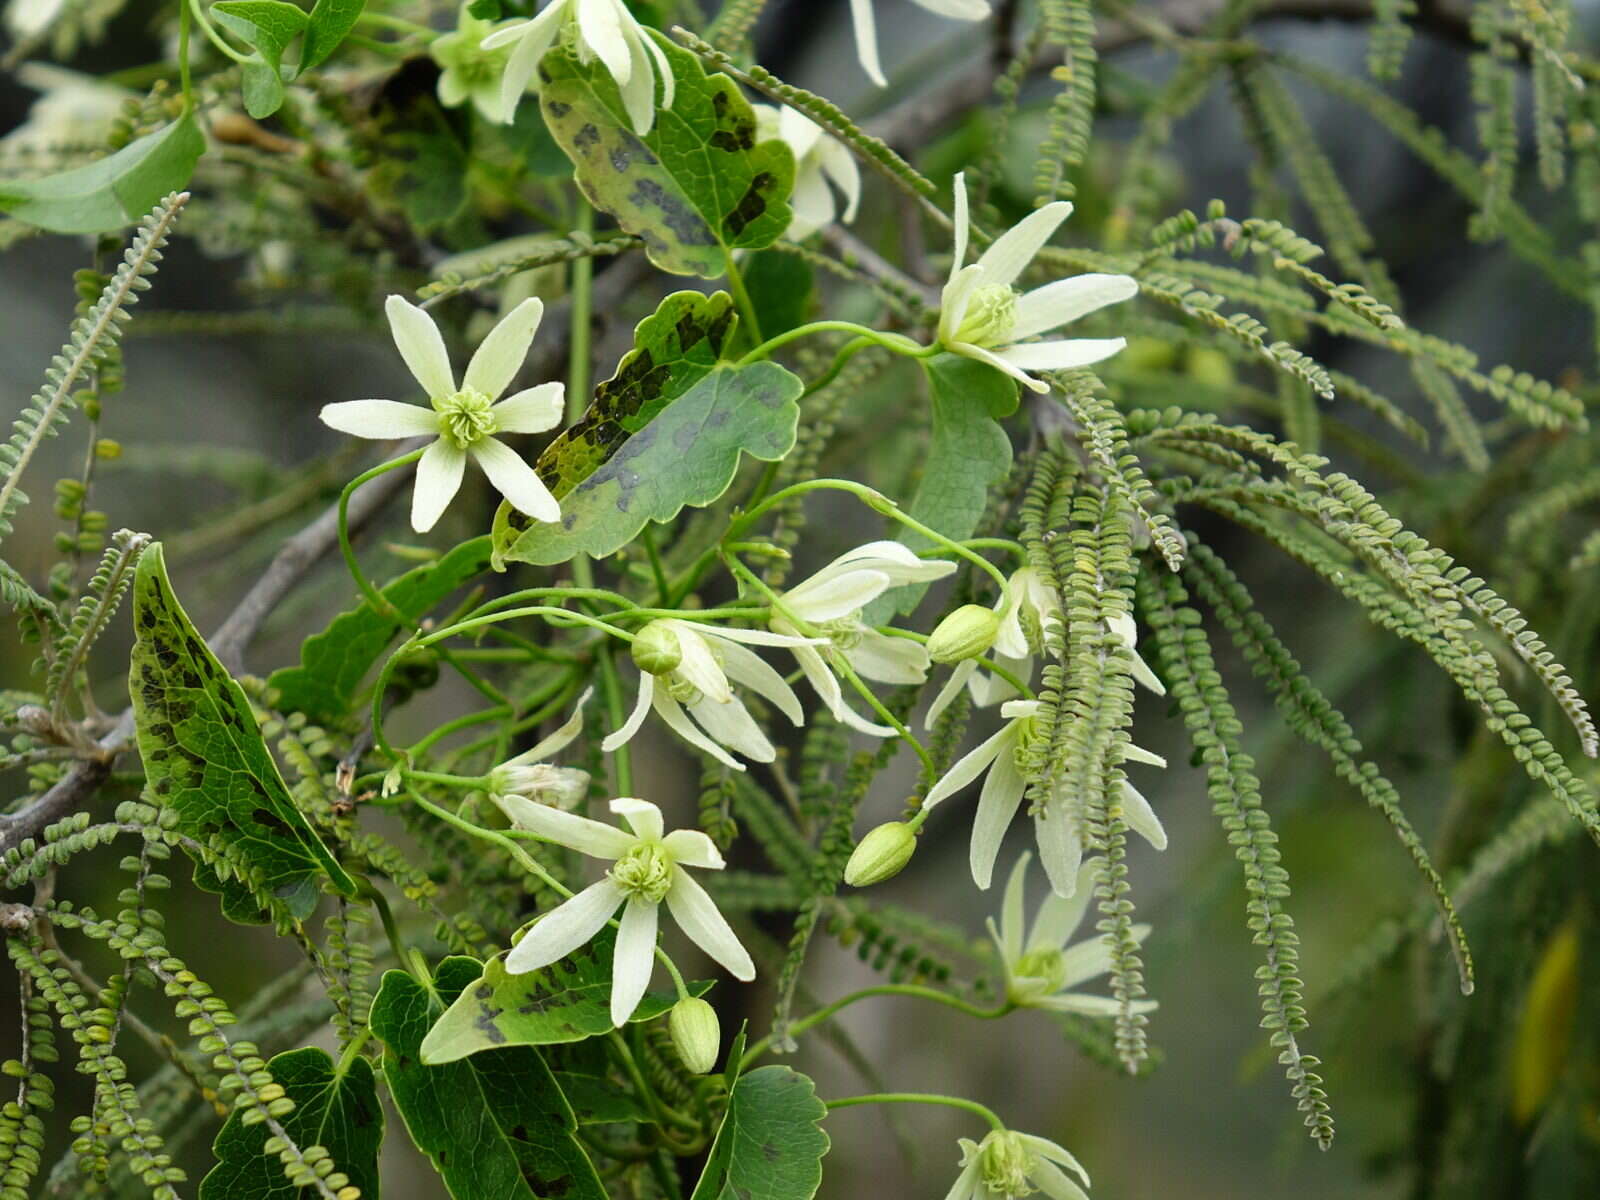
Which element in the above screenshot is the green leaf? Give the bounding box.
[267,536,491,726]
[539,32,794,275]
[552,1072,653,1126]
[199,1046,382,1200]
[302,0,366,71]
[0,115,205,234]
[129,543,357,922]
[744,249,814,337]
[370,958,607,1200]
[212,1,310,119]
[365,65,470,231]
[689,1066,830,1200]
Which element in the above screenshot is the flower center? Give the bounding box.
[664,673,703,705]
[815,617,863,652]
[1013,947,1067,993]
[1010,716,1041,773]
[610,842,674,903]
[954,283,1019,348]
[978,1132,1036,1198]
[436,388,497,449]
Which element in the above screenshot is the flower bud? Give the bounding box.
[631,621,682,676]
[926,604,1000,665]
[668,997,721,1075]
[843,821,918,887]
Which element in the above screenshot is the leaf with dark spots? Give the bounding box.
[129,544,356,925]
[689,1067,829,1200]
[539,30,794,276]
[370,959,606,1200]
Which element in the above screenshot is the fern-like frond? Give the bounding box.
[45,529,149,721]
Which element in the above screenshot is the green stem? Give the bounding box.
[177,0,193,109]
[187,0,252,63]
[723,250,765,350]
[734,320,928,368]
[823,1092,1006,1131]
[740,984,1008,1069]
[597,643,633,794]
[356,877,409,973]
[334,1024,375,1080]
[640,527,670,605]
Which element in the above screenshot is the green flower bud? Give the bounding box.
[843,821,918,888]
[631,621,682,676]
[668,997,721,1075]
[926,604,1000,664]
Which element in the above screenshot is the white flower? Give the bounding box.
[989,853,1155,1017]
[924,567,1057,727]
[0,65,131,156]
[754,105,860,240]
[771,541,956,736]
[604,620,813,771]
[503,797,754,1025]
[848,0,991,88]
[946,1127,1092,1200]
[483,0,674,136]
[921,699,1167,894]
[431,4,517,123]
[1107,610,1165,696]
[939,173,1138,395]
[4,0,64,39]
[320,295,564,533]
[488,690,593,817]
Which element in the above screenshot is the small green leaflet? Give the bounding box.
[539,32,794,275]
[420,928,711,1063]
[0,115,204,234]
[371,958,606,1200]
[212,1,308,119]
[689,1066,830,1200]
[199,1046,382,1200]
[129,543,356,922]
[301,0,367,71]
[267,536,491,726]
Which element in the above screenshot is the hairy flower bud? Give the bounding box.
[927,604,1000,665]
[668,996,721,1075]
[843,821,918,887]
[631,621,682,676]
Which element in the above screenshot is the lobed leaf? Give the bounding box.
[689,1065,829,1200]
[212,1,309,118]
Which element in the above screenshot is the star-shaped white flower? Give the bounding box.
[483,0,674,135]
[989,853,1156,1017]
[320,295,564,533]
[754,104,861,240]
[946,1127,1092,1200]
[921,699,1167,893]
[771,541,956,736]
[939,172,1138,394]
[604,620,813,771]
[503,797,754,1025]
[487,690,593,818]
[848,0,992,88]
[431,3,517,123]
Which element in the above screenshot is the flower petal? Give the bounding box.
[954,340,1050,393]
[974,200,1074,289]
[385,294,455,399]
[651,688,744,770]
[577,0,632,84]
[609,797,664,841]
[662,829,725,870]
[666,622,731,704]
[1026,858,1096,953]
[996,337,1128,373]
[507,798,637,859]
[463,296,544,400]
[614,23,657,134]
[610,897,659,1025]
[788,639,896,737]
[639,21,674,110]
[492,7,564,119]
[603,672,653,752]
[492,382,564,435]
[1058,922,1150,989]
[714,639,804,726]
[939,262,985,346]
[924,659,976,730]
[912,0,992,16]
[471,437,561,523]
[949,172,970,286]
[846,628,930,685]
[319,399,439,440]
[999,852,1029,964]
[411,440,466,533]
[1018,1133,1092,1189]
[1032,992,1156,1017]
[820,138,862,223]
[784,568,891,622]
[665,866,755,979]
[1120,741,1166,768]
[942,1159,982,1200]
[922,722,1012,810]
[510,688,592,765]
[688,693,776,763]
[1119,780,1168,850]
[969,733,1027,889]
[505,879,622,974]
[848,0,887,87]
[1028,1156,1091,1200]
[1034,804,1083,898]
[1010,273,1139,341]
[787,166,835,240]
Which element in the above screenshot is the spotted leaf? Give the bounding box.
[689,1066,830,1200]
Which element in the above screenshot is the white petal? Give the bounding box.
[969,735,1026,889]
[665,866,755,979]
[438,69,469,109]
[491,384,565,435]
[463,297,544,400]
[666,622,731,704]
[1029,1157,1091,1200]
[939,262,985,346]
[847,629,930,685]
[714,640,804,726]
[385,294,454,399]
[493,6,564,119]
[513,687,592,764]
[778,105,823,158]
[1120,741,1166,768]
[789,167,835,239]
[999,852,1030,964]
[912,0,992,16]
[993,603,1029,660]
[967,654,1024,707]
[1034,805,1083,898]
[609,797,664,841]
[1026,858,1097,953]
[1119,780,1168,850]
[789,641,896,737]
[848,0,887,86]
[942,1159,981,1200]
[1011,273,1139,341]
[784,569,891,622]
[820,139,861,223]
[949,172,970,286]
[576,0,632,84]
[610,897,659,1025]
[694,624,820,649]
[320,399,439,440]
[1033,992,1156,1017]
[924,659,976,730]
[996,337,1128,372]
[1000,700,1043,720]
[614,24,657,134]
[411,440,466,533]
[688,693,776,763]
[652,688,744,769]
[507,800,637,859]
[974,201,1074,289]
[1018,1133,1091,1189]
[602,672,653,753]
[471,437,561,523]
[505,880,622,973]
[662,829,725,870]
[922,723,1012,810]
[857,541,961,585]
[1058,922,1150,989]
[954,339,1049,392]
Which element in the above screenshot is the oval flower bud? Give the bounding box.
[926,604,1001,665]
[631,620,683,676]
[668,996,721,1075]
[843,821,918,887]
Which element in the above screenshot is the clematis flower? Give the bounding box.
[939,173,1139,394]
[483,0,674,135]
[945,1127,1092,1200]
[848,0,992,88]
[431,4,516,123]
[320,295,564,534]
[921,699,1168,894]
[603,619,813,771]
[754,104,861,240]
[989,853,1156,1017]
[487,690,592,817]
[770,541,957,736]
[503,797,754,1025]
